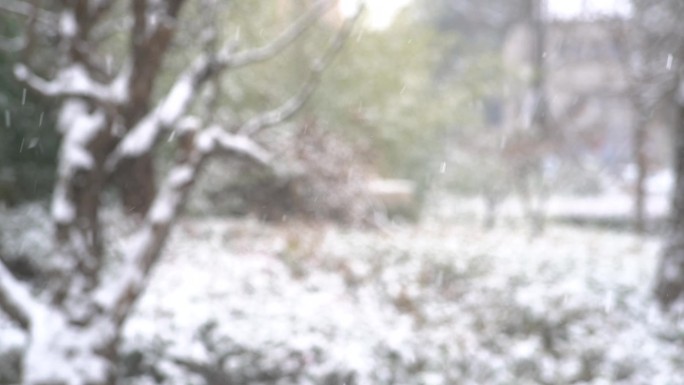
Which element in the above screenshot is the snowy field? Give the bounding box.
[3,203,684,384]
[121,214,684,385]
[433,191,670,231]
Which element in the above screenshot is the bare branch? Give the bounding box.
[238,81,319,137]
[239,6,363,137]
[0,0,56,25]
[229,0,336,68]
[0,260,38,330]
[107,0,346,169]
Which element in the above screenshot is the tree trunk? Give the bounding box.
[655,101,684,309]
[633,116,648,234]
[115,154,156,216]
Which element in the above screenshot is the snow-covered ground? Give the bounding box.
[120,215,684,385]
[433,169,674,229]
[3,203,684,384]
[433,192,670,230]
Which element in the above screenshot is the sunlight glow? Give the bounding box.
[339,0,411,30]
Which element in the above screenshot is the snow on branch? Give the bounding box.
[229,0,336,68]
[238,81,319,137]
[105,56,213,169]
[94,2,361,323]
[14,62,129,103]
[199,126,274,167]
[99,159,203,323]
[98,118,274,320]
[106,0,345,168]
[50,100,107,225]
[0,260,39,330]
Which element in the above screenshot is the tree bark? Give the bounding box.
[633,115,648,234]
[114,155,156,215]
[655,101,684,309]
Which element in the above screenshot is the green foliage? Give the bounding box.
[195,3,469,181]
[167,2,480,217]
[158,1,524,213]
[315,12,453,182]
[0,17,59,204]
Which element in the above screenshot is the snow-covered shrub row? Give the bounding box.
[187,124,375,225]
[122,218,684,385]
[0,205,53,384]
[0,204,53,281]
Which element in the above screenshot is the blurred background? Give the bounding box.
[2,0,684,384]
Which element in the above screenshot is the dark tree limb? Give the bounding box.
[239,9,361,136]
[229,0,336,69]
[0,259,38,330]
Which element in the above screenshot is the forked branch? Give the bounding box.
[240,8,361,136]
[229,0,336,68]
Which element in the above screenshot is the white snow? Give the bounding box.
[147,165,195,224]
[56,100,105,178]
[59,10,77,38]
[168,165,195,187]
[95,228,152,311]
[114,62,205,159]
[51,184,76,223]
[195,131,214,153]
[23,308,115,385]
[3,194,684,385]
[176,115,201,134]
[206,126,273,164]
[116,115,159,158]
[158,75,194,127]
[15,63,128,103]
[116,214,684,385]
[148,193,177,224]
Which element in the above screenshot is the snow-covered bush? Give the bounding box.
[2,202,684,384]
[189,124,374,225]
[0,204,52,281]
[0,204,52,383]
[119,218,684,385]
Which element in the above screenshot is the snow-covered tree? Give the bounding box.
[0,1,358,384]
[634,0,684,309]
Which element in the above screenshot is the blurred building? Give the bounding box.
[502,16,670,176]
